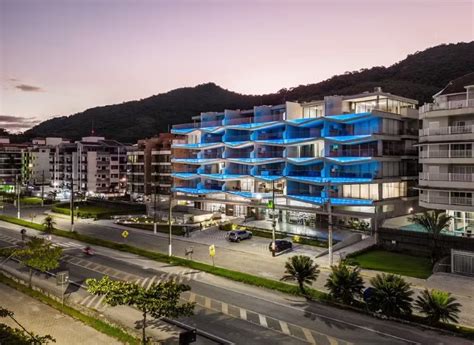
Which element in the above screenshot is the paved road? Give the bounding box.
[0,225,470,345]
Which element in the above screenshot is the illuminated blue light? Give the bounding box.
[228,158,284,164]
[224,141,253,147]
[325,135,372,142]
[200,174,247,180]
[288,195,373,206]
[255,138,317,145]
[286,157,324,165]
[172,142,223,149]
[171,173,200,179]
[172,187,223,195]
[326,157,372,163]
[252,175,284,182]
[172,158,222,164]
[171,128,198,134]
[285,118,324,126]
[325,112,372,122]
[287,176,372,184]
[226,122,282,130]
[227,191,273,199]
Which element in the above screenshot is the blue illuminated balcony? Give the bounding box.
[254,138,318,146]
[286,157,324,165]
[172,187,224,195]
[325,112,372,123]
[200,173,247,180]
[171,142,223,150]
[286,176,372,185]
[227,157,285,165]
[325,135,373,143]
[171,173,200,180]
[285,118,324,126]
[172,158,223,165]
[226,191,273,199]
[325,157,373,164]
[287,195,374,206]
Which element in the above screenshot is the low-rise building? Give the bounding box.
[0,138,29,193]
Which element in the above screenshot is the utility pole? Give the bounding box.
[16,174,20,219]
[271,180,276,257]
[153,185,157,235]
[70,175,74,232]
[41,170,45,207]
[326,181,333,266]
[168,192,173,256]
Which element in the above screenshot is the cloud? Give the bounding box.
[0,115,40,131]
[15,84,43,92]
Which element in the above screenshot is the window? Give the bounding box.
[382,182,407,199]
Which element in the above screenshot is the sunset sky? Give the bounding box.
[0,0,473,131]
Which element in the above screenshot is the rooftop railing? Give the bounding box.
[419,99,474,114]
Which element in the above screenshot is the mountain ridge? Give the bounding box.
[24,41,474,143]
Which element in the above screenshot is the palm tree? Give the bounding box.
[42,215,55,234]
[281,255,319,295]
[415,289,461,325]
[367,273,413,317]
[409,210,452,263]
[325,262,364,305]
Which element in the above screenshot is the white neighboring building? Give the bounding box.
[419,72,474,237]
[27,137,68,185]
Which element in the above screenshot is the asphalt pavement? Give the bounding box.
[0,224,471,345]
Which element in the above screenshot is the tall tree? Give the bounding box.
[409,210,452,262]
[325,262,364,305]
[281,255,320,296]
[415,289,461,325]
[12,237,62,287]
[86,276,194,344]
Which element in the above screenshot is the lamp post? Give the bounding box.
[16,174,20,219]
[326,181,333,266]
[271,180,276,257]
[168,192,173,256]
[153,185,157,235]
[41,170,45,207]
[70,175,74,232]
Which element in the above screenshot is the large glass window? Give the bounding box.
[382,182,407,199]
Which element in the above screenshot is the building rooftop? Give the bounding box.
[435,72,474,96]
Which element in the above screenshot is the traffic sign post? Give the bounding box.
[121,230,129,243]
[209,244,215,267]
[56,270,69,305]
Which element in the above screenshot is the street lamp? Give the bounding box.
[271,180,276,257]
[325,181,333,266]
[168,191,174,256]
[15,174,20,219]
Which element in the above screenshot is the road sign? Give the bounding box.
[209,244,215,257]
[121,230,129,239]
[56,271,69,285]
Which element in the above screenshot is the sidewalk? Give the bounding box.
[0,282,120,345]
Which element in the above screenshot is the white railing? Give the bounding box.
[419,172,474,182]
[419,193,474,206]
[420,150,473,159]
[419,125,474,137]
[420,99,474,114]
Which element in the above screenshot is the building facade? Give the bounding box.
[26,137,68,186]
[50,136,130,196]
[0,138,28,193]
[171,88,419,233]
[127,133,183,201]
[418,73,474,237]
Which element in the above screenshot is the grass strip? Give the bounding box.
[2,215,473,339]
[0,272,140,345]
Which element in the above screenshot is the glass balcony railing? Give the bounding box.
[420,150,474,159]
[420,125,474,137]
[419,172,474,182]
[419,99,474,114]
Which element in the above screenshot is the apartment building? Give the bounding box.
[127,133,183,201]
[170,88,419,233]
[51,136,130,196]
[0,137,28,192]
[26,137,68,185]
[418,73,474,236]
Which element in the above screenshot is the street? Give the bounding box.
[0,222,471,345]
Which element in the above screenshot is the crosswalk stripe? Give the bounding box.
[95,295,106,310]
[86,295,99,308]
[189,292,196,303]
[140,277,149,288]
[258,314,268,328]
[146,276,156,289]
[302,328,316,344]
[279,320,290,335]
[221,302,228,314]
[204,297,211,309]
[240,308,247,321]
[80,295,92,305]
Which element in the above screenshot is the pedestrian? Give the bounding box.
[199,223,203,231]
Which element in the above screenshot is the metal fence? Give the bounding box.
[452,249,474,276]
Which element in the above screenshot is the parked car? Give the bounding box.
[269,239,293,253]
[226,230,252,242]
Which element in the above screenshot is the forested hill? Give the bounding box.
[24,42,474,143]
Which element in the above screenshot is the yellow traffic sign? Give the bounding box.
[121,230,129,239]
[209,244,216,257]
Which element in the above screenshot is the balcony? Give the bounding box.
[420,150,473,160]
[419,99,474,114]
[327,149,377,158]
[420,194,474,208]
[419,172,474,189]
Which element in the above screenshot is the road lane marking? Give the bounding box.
[80,295,92,305]
[146,276,156,289]
[140,277,149,288]
[258,314,268,328]
[204,297,211,309]
[86,295,99,308]
[279,320,290,335]
[221,302,228,315]
[189,292,196,303]
[302,328,315,344]
[239,308,247,321]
